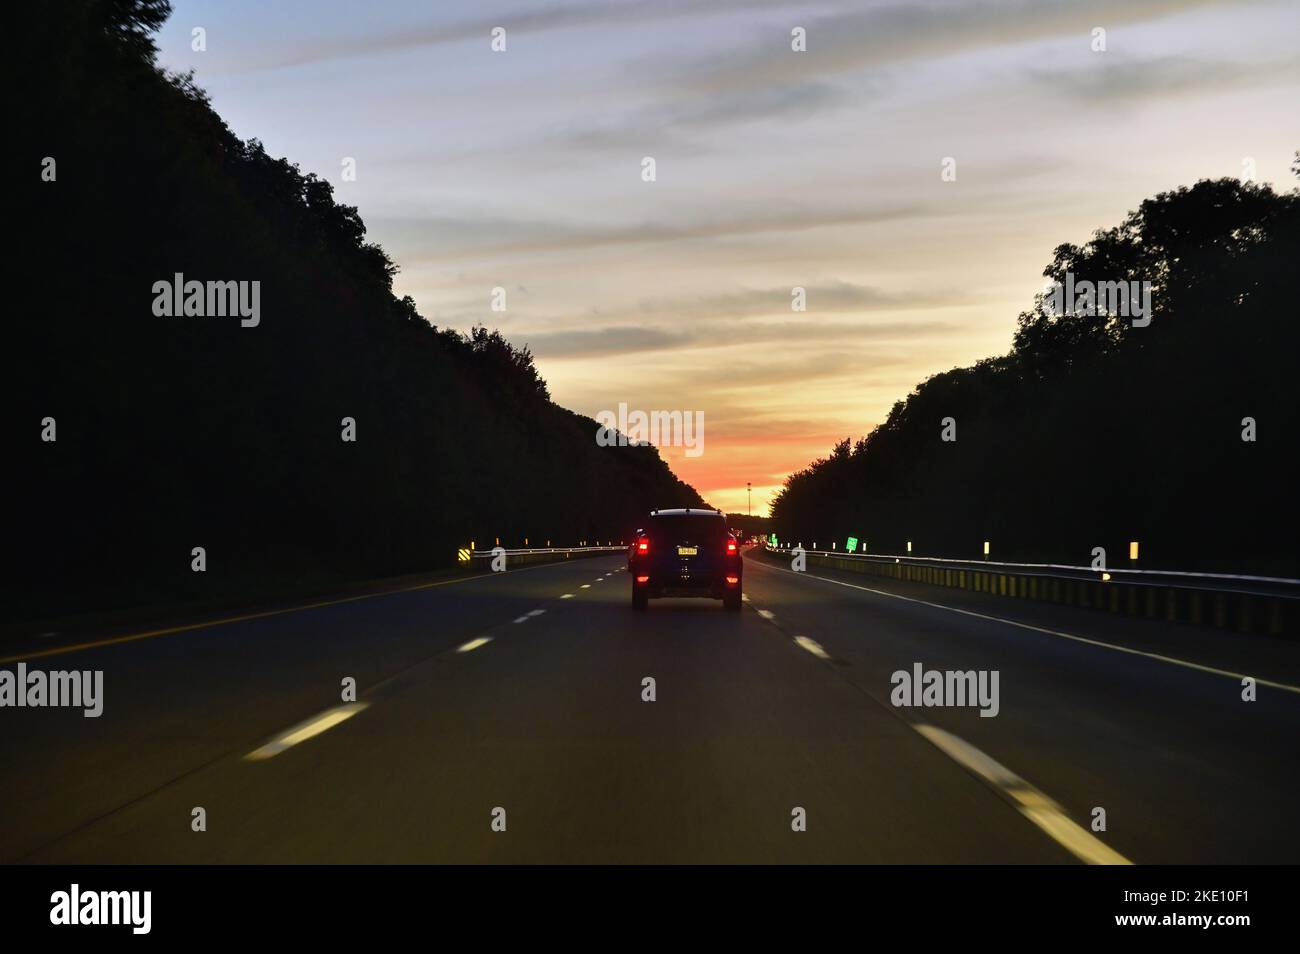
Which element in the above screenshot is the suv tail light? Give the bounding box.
[637,536,650,554]
[725,536,737,555]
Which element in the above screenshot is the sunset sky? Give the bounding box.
[156,0,1298,514]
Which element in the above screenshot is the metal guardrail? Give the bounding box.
[762,546,1300,597]
[758,545,1299,636]
[458,545,626,569]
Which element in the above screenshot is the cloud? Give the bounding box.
[667,0,1244,94]
[649,280,955,319]
[1027,55,1299,102]
[526,315,961,359]
[519,325,691,357]
[223,0,1242,82]
[418,279,973,352]
[383,200,931,261]
[223,0,802,74]
[543,80,857,155]
[482,275,971,357]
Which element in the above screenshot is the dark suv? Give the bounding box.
[629,509,742,611]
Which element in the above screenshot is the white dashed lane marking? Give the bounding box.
[456,637,492,653]
[246,704,369,761]
[793,636,831,660]
[756,609,775,620]
[914,724,1132,865]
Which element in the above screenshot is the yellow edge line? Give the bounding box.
[1,571,508,665]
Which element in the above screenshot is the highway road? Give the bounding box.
[3,549,1298,864]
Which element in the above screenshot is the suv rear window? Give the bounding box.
[647,515,727,543]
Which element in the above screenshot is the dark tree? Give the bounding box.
[772,176,1300,573]
[12,1,704,620]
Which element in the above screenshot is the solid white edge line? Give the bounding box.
[751,560,1300,695]
[914,724,1132,865]
[245,703,369,761]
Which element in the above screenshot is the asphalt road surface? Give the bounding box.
[3,549,1298,863]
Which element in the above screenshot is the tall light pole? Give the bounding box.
[746,482,752,517]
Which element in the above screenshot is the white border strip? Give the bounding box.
[752,560,1300,695]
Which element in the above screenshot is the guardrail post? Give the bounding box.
[769,547,1295,639]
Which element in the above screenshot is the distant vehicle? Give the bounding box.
[629,508,742,611]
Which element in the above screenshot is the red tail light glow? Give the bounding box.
[635,575,649,584]
[725,575,739,584]
[725,537,737,554]
[637,536,650,554]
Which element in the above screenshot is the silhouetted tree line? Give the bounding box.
[11,1,702,619]
[771,171,1299,574]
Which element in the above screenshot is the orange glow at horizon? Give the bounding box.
[653,425,864,516]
